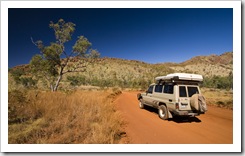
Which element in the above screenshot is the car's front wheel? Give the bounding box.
[139,100,144,109]
[158,105,168,120]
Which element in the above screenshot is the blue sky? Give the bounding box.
[8,8,233,68]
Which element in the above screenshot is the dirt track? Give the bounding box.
[115,92,233,144]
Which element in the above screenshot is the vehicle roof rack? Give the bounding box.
[155,73,203,84]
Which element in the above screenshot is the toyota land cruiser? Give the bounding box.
[137,73,207,120]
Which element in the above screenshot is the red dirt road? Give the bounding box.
[115,92,233,144]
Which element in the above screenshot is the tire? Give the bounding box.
[158,105,169,120]
[139,100,144,109]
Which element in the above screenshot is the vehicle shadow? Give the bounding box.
[168,116,202,123]
[143,105,202,123]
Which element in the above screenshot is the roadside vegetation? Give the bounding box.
[201,88,233,110]
[201,73,233,90]
[8,88,123,144]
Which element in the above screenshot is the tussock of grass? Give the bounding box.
[8,89,124,144]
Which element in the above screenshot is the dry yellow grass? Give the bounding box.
[8,89,124,144]
[201,88,233,109]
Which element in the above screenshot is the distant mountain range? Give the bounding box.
[90,51,233,79]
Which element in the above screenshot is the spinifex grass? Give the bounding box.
[8,89,124,144]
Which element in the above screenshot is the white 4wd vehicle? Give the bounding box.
[137,73,207,120]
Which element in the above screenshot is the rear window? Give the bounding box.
[179,86,187,97]
[188,86,199,97]
[179,86,199,97]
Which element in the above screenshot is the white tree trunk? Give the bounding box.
[53,74,62,91]
[50,84,54,92]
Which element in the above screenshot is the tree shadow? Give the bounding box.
[143,105,202,123]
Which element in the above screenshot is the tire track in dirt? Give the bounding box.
[115,91,233,144]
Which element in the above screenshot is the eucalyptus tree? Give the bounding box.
[30,19,100,91]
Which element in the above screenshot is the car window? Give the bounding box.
[163,85,174,94]
[179,86,187,97]
[147,85,154,94]
[188,86,199,97]
[154,85,163,93]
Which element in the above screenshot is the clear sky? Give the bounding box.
[8,8,233,68]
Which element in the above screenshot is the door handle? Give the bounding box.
[169,99,172,102]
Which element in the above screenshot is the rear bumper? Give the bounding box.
[172,110,200,117]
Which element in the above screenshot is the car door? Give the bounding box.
[143,85,154,106]
[151,84,164,108]
[178,85,191,111]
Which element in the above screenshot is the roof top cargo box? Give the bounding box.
[155,73,203,83]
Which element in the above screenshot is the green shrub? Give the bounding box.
[67,76,86,86]
[20,77,37,88]
[9,68,25,84]
[202,74,232,90]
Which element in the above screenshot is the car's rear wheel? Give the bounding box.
[139,100,144,109]
[158,105,168,120]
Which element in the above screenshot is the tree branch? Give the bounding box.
[31,37,37,46]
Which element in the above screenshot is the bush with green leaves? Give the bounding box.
[67,76,86,86]
[9,68,37,88]
[202,73,232,90]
